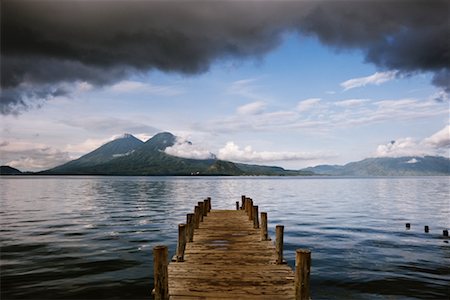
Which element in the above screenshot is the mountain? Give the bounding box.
[302,156,450,176]
[236,163,314,176]
[47,133,144,174]
[44,132,306,176]
[0,165,23,175]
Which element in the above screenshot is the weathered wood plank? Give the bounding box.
[168,209,296,299]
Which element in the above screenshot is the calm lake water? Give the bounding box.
[1,176,449,299]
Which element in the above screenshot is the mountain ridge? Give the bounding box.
[42,132,306,176]
[301,156,450,176]
[4,132,448,176]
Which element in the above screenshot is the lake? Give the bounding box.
[1,176,449,299]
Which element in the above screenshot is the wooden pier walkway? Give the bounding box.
[153,197,311,300]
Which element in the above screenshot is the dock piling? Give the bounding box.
[186,213,194,242]
[206,197,212,211]
[176,224,186,262]
[153,245,169,300]
[253,205,259,229]
[198,202,204,222]
[248,199,254,221]
[261,212,268,241]
[241,195,246,209]
[294,249,311,300]
[276,225,284,264]
[236,201,239,210]
[194,206,200,229]
[203,199,208,217]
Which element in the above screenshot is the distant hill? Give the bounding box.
[302,156,450,176]
[43,132,306,176]
[48,133,144,174]
[0,166,23,175]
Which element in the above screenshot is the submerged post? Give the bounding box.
[177,224,187,262]
[253,205,259,229]
[153,245,169,300]
[276,225,284,264]
[194,206,200,229]
[295,249,311,300]
[261,212,268,241]
[186,213,194,242]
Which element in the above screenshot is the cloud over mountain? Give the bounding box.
[2,0,449,113]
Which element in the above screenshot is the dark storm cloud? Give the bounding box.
[1,0,449,114]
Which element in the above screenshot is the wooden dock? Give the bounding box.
[153,196,311,300]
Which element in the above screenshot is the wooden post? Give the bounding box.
[444,229,449,237]
[236,201,239,210]
[207,197,212,211]
[198,202,204,222]
[247,197,252,214]
[294,249,311,300]
[406,223,411,229]
[276,225,284,264]
[203,199,208,217]
[186,213,194,242]
[177,224,186,262]
[241,195,246,210]
[244,197,249,214]
[424,225,429,233]
[261,212,268,241]
[253,205,259,229]
[153,245,169,300]
[248,199,253,221]
[194,206,200,229]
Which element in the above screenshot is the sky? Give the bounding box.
[1,0,449,172]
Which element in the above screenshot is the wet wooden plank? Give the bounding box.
[168,210,295,299]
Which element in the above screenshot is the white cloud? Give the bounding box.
[341,71,398,91]
[375,125,450,157]
[164,137,215,160]
[406,158,419,164]
[297,98,321,112]
[237,101,266,115]
[110,80,182,96]
[217,141,334,163]
[228,78,262,100]
[375,138,424,157]
[64,136,117,156]
[335,99,369,107]
[423,125,450,148]
[0,140,71,171]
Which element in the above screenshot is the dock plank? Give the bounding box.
[167,210,295,299]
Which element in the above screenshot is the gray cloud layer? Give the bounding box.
[1,0,449,113]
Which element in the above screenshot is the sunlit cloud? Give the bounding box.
[164,137,215,160]
[237,101,266,115]
[217,141,335,163]
[297,98,321,112]
[110,80,183,96]
[375,125,450,157]
[341,71,398,91]
[0,140,71,171]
